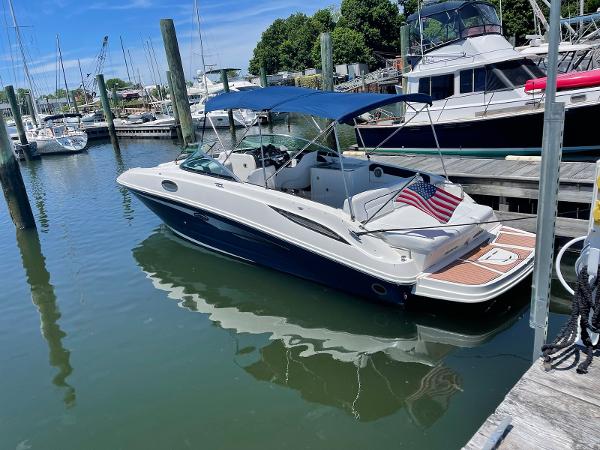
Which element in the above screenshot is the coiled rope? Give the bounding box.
[542,266,600,374]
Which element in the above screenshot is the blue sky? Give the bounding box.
[1,0,328,95]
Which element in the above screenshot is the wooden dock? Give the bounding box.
[360,154,595,238]
[114,123,178,139]
[464,359,600,449]
[81,124,109,140]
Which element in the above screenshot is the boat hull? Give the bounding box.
[131,189,412,305]
[356,102,600,156]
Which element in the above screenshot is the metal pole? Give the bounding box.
[166,70,182,142]
[333,123,355,221]
[97,74,120,152]
[530,0,565,360]
[320,32,334,92]
[160,19,195,147]
[221,69,236,133]
[0,112,35,229]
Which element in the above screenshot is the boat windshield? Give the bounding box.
[236,134,333,154]
[180,152,237,181]
[409,1,502,54]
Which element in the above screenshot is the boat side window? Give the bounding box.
[181,154,237,181]
[460,68,487,93]
[418,74,454,101]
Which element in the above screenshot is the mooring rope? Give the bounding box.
[542,266,600,374]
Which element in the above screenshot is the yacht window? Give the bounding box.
[418,74,454,101]
[486,68,506,91]
[181,154,236,181]
[474,67,486,91]
[460,68,488,93]
[460,70,472,93]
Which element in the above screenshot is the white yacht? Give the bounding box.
[118,87,535,304]
[355,0,600,156]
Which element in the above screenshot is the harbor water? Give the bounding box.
[0,121,572,449]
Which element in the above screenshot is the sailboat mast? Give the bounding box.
[57,35,72,109]
[194,0,209,96]
[8,0,39,120]
[120,36,132,84]
[78,59,89,105]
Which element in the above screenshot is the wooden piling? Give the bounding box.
[399,25,410,116]
[160,19,195,147]
[0,112,35,229]
[7,85,28,146]
[111,86,118,111]
[26,92,38,127]
[259,65,268,88]
[320,33,336,149]
[320,32,334,92]
[96,74,120,152]
[166,70,183,142]
[6,85,35,161]
[221,69,235,133]
[71,91,79,115]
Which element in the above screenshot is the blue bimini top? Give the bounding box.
[204,86,432,124]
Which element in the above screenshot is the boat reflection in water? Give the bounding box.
[133,227,528,424]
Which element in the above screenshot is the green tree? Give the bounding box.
[105,78,130,90]
[312,26,374,67]
[338,0,402,54]
[249,18,289,74]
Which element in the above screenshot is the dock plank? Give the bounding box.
[464,360,600,450]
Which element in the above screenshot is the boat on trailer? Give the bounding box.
[118,86,534,304]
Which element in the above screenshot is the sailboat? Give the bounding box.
[8,0,87,156]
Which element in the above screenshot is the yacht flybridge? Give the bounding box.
[355,0,600,156]
[117,87,534,304]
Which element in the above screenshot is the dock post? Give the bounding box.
[97,74,121,153]
[320,32,334,92]
[26,92,38,128]
[6,85,35,161]
[111,86,118,111]
[400,25,410,116]
[160,19,195,147]
[259,65,268,88]
[529,0,564,360]
[71,91,79,115]
[259,64,271,124]
[166,70,183,142]
[0,112,35,229]
[221,69,235,133]
[320,32,336,149]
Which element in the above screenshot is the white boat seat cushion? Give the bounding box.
[275,151,318,190]
[229,153,257,181]
[247,165,276,188]
[343,181,408,223]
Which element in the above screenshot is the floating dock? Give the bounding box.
[114,123,178,139]
[81,124,109,140]
[358,154,594,238]
[464,359,600,449]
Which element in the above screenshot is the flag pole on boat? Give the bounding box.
[529,0,566,360]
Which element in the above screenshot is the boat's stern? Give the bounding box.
[414,226,535,303]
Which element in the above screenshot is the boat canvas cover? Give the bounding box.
[204,86,432,124]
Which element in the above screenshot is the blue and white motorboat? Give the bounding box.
[118,87,535,304]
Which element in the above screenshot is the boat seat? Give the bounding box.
[275,151,319,190]
[229,153,257,181]
[247,165,276,188]
[343,181,408,223]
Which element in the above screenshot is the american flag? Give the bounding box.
[395,181,462,223]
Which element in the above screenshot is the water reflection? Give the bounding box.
[113,148,134,222]
[25,161,49,232]
[16,228,75,407]
[133,227,527,423]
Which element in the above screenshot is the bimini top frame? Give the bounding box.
[204,86,432,124]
